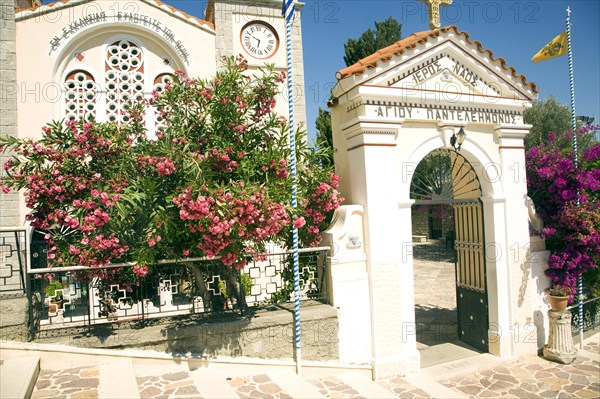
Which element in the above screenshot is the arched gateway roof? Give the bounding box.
[336,25,537,94]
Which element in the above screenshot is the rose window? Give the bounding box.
[64,70,97,121]
[105,40,144,124]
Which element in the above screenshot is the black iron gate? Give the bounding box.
[411,148,489,352]
[454,200,488,352]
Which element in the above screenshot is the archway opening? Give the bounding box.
[410,148,488,367]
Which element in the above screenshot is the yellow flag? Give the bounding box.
[532,31,568,62]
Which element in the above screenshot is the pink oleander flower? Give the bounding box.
[293,217,306,229]
[133,265,149,277]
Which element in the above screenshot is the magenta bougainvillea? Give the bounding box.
[0,57,343,282]
[526,126,600,289]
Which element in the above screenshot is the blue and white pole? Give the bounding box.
[283,0,302,374]
[566,7,583,349]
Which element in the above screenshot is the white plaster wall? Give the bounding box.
[16,1,215,142]
[15,0,216,221]
[322,205,371,365]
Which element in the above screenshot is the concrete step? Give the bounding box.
[337,371,397,398]
[268,370,326,398]
[99,359,140,399]
[308,371,397,398]
[193,368,240,398]
[0,356,40,399]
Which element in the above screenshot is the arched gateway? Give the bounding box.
[324,26,551,379]
[411,149,488,352]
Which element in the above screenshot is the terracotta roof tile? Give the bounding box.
[336,25,537,94]
[16,0,70,12]
[16,0,214,30]
[151,0,214,29]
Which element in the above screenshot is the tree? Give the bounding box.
[316,17,402,159]
[343,17,402,66]
[523,96,595,150]
[315,107,333,167]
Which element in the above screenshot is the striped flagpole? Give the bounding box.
[283,0,302,375]
[566,7,583,349]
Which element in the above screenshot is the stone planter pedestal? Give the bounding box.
[543,310,577,364]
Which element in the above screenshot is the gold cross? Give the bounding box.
[419,0,453,29]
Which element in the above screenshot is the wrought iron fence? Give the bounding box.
[28,235,329,336]
[0,228,27,294]
[569,295,600,335]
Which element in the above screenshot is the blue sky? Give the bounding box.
[298,0,600,136]
[161,0,599,142]
[45,0,595,141]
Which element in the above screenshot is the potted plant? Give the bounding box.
[546,284,572,311]
[45,280,64,312]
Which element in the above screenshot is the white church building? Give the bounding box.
[1,0,556,380]
[1,0,306,226]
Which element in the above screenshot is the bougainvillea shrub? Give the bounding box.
[526,126,600,290]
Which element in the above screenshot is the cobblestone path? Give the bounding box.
[439,341,600,398]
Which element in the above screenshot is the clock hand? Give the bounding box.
[250,35,261,48]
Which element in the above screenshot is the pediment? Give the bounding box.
[386,52,498,97]
[334,26,537,103]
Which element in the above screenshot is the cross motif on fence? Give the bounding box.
[0,243,14,276]
[418,0,453,29]
[207,275,223,296]
[108,284,132,310]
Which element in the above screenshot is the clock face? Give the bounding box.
[241,22,279,59]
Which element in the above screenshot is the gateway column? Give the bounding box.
[340,118,420,378]
[494,126,541,356]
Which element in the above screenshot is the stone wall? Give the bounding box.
[411,205,454,240]
[411,206,429,237]
[0,0,20,228]
[0,293,30,341]
[33,301,339,361]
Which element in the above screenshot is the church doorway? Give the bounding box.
[410,149,489,367]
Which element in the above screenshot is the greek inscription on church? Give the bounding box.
[373,105,519,124]
[406,57,494,92]
[48,12,107,54]
[375,106,413,118]
[412,61,442,84]
[452,60,479,87]
[48,12,190,65]
[425,108,516,124]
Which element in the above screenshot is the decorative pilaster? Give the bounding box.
[0,0,20,228]
[543,310,577,364]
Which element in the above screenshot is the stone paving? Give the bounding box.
[413,240,458,348]
[137,370,199,399]
[31,365,100,399]
[24,335,600,398]
[227,374,292,399]
[307,375,363,398]
[439,340,600,398]
[376,377,430,398]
